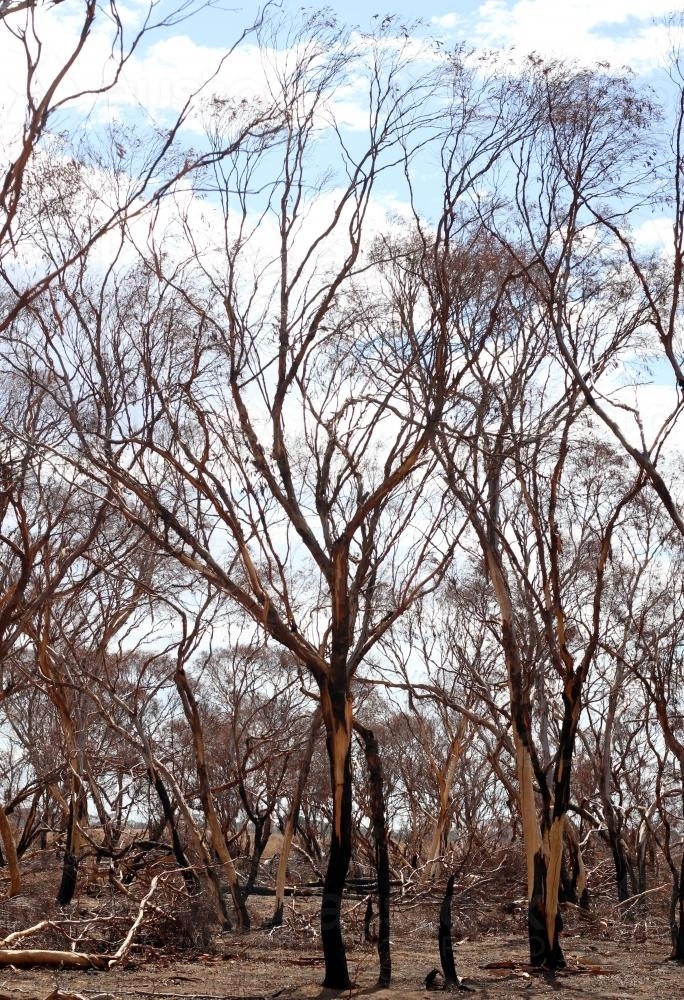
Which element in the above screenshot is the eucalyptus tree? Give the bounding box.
[198,640,312,895]
[439,286,644,967]
[3,12,471,985]
[387,163,648,963]
[0,370,121,898]
[474,58,684,962]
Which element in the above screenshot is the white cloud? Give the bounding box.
[436,1,681,71]
[431,13,461,30]
[632,216,675,253]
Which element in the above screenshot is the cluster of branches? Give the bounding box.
[2,0,684,988]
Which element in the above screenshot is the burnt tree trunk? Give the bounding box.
[0,802,20,896]
[354,721,391,986]
[56,778,88,906]
[245,815,271,893]
[57,797,78,906]
[557,860,576,905]
[438,873,459,985]
[608,827,631,904]
[364,896,375,942]
[151,773,201,894]
[673,852,684,959]
[527,850,564,968]
[320,681,353,990]
[564,817,588,909]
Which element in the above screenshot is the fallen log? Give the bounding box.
[0,874,159,970]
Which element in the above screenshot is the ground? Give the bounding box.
[0,895,681,1000]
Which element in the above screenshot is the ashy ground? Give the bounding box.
[1,899,682,1000]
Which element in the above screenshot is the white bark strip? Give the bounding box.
[0,803,21,897]
[515,736,542,899]
[545,817,564,948]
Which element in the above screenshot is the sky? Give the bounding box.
[180,1,680,72]
[2,1,681,139]
[2,0,683,422]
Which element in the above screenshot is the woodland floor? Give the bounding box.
[0,893,681,1000]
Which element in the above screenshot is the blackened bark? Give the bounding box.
[321,811,352,988]
[320,684,353,989]
[528,851,565,969]
[563,820,589,910]
[56,797,78,906]
[608,828,631,904]
[152,774,201,894]
[558,860,577,905]
[355,721,391,986]
[364,896,374,942]
[245,816,270,893]
[439,873,458,985]
[674,852,684,959]
[16,790,41,857]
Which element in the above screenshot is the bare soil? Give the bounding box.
[0,895,681,1000]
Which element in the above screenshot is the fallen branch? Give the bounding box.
[614,882,669,910]
[0,919,55,947]
[0,874,160,970]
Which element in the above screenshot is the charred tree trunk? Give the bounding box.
[56,794,79,906]
[320,681,353,990]
[56,775,89,907]
[673,852,684,960]
[607,826,630,904]
[528,851,564,968]
[482,541,560,968]
[245,816,270,893]
[16,790,43,858]
[151,773,200,893]
[557,860,576,905]
[137,732,232,929]
[564,816,588,909]
[364,896,375,942]
[438,873,459,986]
[354,721,391,986]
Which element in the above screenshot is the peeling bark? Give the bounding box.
[528,851,564,968]
[0,803,20,897]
